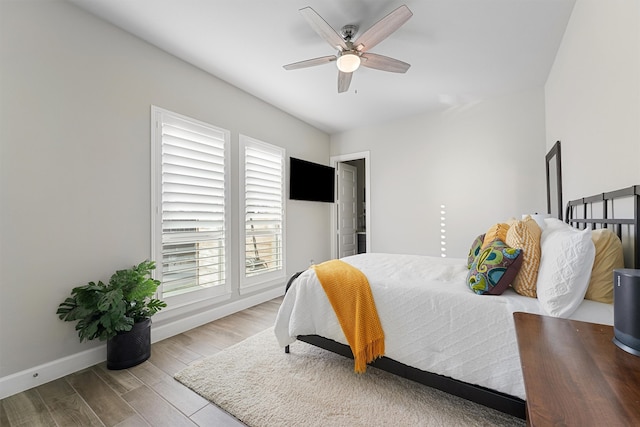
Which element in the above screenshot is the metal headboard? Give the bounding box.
[565,185,640,268]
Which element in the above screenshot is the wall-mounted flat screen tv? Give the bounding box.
[289,157,335,203]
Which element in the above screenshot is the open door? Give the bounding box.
[337,162,357,257]
[330,151,370,260]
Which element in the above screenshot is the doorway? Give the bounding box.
[330,151,370,259]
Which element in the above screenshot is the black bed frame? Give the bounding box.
[284,185,640,420]
[565,185,640,268]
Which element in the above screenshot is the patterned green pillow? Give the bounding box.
[467,240,523,295]
[467,234,486,269]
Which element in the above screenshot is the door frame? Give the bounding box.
[330,151,371,259]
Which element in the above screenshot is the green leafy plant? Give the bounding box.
[57,260,167,342]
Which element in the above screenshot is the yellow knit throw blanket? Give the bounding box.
[313,259,385,373]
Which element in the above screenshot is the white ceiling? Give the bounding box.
[69,0,576,134]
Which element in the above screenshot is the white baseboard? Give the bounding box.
[0,287,283,400]
[151,286,283,342]
[0,346,106,400]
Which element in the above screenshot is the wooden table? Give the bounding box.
[513,312,640,426]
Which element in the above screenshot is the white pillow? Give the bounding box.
[544,218,571,230]
[536,220,595,317]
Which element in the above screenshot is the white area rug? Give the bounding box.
[174,328,524,427]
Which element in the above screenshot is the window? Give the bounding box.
[239,135,285,292]
[151,106,230,304]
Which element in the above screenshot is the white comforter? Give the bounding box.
[274,253,614,400]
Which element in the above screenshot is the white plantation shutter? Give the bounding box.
[240,135,285,291]
[152,106,230,301]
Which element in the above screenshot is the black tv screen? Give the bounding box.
[289,157,335,203]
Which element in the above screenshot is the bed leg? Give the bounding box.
[285,345,289,354]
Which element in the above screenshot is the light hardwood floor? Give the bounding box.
[0,297,283,427]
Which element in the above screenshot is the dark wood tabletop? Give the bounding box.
[513,312,640,426]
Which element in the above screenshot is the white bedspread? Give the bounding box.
[274,253,614,400]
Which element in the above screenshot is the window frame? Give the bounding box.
[238,134,286,294]
[151,106,232,308]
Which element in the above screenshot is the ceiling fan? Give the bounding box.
[283,5,413,93]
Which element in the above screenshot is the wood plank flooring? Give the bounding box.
[0,297,283,427]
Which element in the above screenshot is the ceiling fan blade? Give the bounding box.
[283,55,336,70]
[337,71,352,93]
[354,5,412,52]
[299,7,348,51]
[361,52,410,73]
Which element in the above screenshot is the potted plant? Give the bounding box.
[56,260,167,369]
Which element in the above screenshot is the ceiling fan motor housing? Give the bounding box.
[340,24,358,41]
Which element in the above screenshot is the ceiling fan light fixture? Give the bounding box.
[336,52,361,73]
[284,5,413,92]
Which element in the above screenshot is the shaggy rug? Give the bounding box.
[174,328,525,427]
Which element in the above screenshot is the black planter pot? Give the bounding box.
[107,318,151,370]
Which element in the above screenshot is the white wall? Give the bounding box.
[330,89,548,258]
[0,0,331,390]
[545,0,640,202]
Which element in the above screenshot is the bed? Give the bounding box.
[274,186,639,419]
